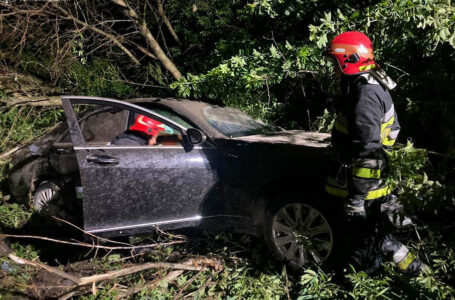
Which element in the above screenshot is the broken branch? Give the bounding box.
[174,267,206,299]
[52,4,141,66]
[117,259,194,298]
[0,233,185,250]
[9,252,219,291]
[0,146,20,162]
[8,253,80,284]
[125,38,158,59]
[155,0,182,46]
[52,216,135,247]
[77,260,201,286]
[111,0,182,80]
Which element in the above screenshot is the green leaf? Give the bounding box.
[285,40,293,50]
[316,34,328,48]
[270,44,279,58]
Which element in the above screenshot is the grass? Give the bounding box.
[0,203,31,229]
[1,228,454,299]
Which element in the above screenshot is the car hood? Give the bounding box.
[232,130,330,147]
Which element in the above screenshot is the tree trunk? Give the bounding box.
[1,95,61,107]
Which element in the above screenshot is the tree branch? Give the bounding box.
[0,146,20,162]
[118,266,188,298]
[155,0,182,46]
[9,253,80,284]
[9,252,220,289]
[111,0,182,80]
[0,233,185,250]
[77,260,201,286]
[130,40,158,59]
[52,216,136,248]
[52,3,141,66]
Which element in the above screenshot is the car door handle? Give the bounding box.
[86,154,119,165]
[56,148,72,154]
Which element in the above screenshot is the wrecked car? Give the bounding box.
[9,96,333,268]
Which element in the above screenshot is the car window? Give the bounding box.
[203,106,281,138]
[57,107,127,144]
[136,104,193,129]
[69,104,184,147]
[130,112,181,135]
[81,107,129,144]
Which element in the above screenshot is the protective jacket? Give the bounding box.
[324,73,428,274]
[326,73,400,201]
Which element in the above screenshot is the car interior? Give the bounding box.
[56,105,186,147]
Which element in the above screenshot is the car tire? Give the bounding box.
[33,180,81,225]
[263,193,338,269]
[33,181,62,215]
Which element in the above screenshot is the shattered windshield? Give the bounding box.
[203,106,281,138]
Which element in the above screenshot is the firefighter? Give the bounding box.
[111,115,165,146]
[324,31,428,274]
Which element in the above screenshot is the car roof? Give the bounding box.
[128,97,227,139]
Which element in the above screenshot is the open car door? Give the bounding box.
[61,96,221,236]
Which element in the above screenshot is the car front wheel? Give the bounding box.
[33,181,62,215]
[264,198,334,269]
[33,180,82,226]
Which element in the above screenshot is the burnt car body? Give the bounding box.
[9,96,333,267]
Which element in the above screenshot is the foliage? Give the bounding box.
[313,109,335,133]
[246,0,284,18]
[0,107,63,153]
[2,0,455,153]
[309,0,455,54]
[387,141,454,213]
[59,58,135,99]
[298,269,344,299]
[8,242,39,261]
[0,162,10,185]
[214,265,287,299]
[410,271,455,299]
[171,42,329,122]
[0,227,454,299]
[0,203,31,229]
[346,267,394,299]
[169,0,455,154]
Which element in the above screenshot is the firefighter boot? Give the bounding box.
[381,234,429,275]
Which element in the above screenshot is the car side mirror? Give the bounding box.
[186,128,206,145]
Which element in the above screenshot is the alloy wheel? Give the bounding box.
[271,203,333,267]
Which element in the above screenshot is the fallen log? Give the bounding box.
[1,95,61,107]
[77,261,202,286]
[8,252,222,287]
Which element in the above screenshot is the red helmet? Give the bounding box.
[326,31,377,75]
[129,115,165,137]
